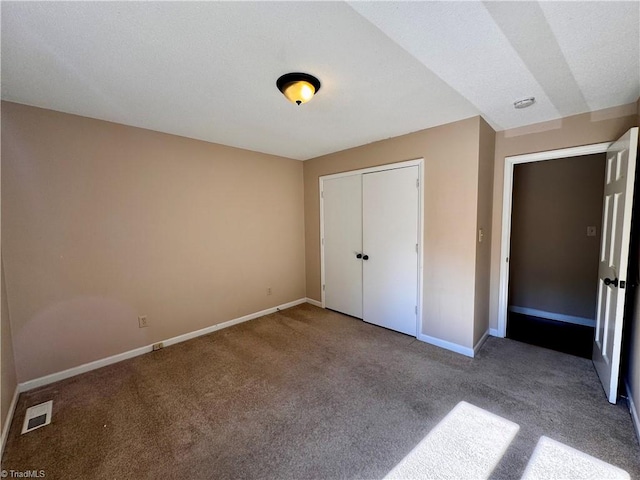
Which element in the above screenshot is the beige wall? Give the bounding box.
[509,154,605,319]
[1,259,18,436]
[1,102,306,383]
[304,116,489,348]
[1,134,19,438]
[473,119,495,344]
[490,102,639,331]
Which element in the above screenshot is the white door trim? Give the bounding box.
[497,142,611,337]
[320,158,425,336]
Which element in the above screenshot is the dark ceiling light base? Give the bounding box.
[277,72,321,105]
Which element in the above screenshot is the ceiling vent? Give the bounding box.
[21,401,53,434]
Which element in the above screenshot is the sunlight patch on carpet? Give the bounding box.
[521,436,629,480]
[384,401,519,479]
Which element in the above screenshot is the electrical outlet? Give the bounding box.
[138,315,148,328]
[152,342,163,351]
[267,287,272,296]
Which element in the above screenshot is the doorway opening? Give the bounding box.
[497,128,639,404]
[506,154,606,358]
[497,142,612,342]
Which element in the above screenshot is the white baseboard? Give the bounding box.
[20,345,157,393]
[508,306,595,328]
[625,381,640,444]
[1,386,20,457]
[473,330,489,356]
[489,328,500,337]
[418,334,474,358]
[160,298,306,349]
[305,298,322,308]
[19,298,307,392]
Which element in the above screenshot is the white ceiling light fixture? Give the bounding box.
[514,97,536,109]
[276,72,321,106]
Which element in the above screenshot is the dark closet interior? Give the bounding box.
[507,153,606,358]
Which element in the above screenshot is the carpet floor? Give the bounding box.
[2,304,639,479]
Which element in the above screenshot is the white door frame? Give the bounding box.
[320,158,425,336]
[497,142,612,338]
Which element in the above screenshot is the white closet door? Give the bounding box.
[323,174,363,318]
[363,166,419,335]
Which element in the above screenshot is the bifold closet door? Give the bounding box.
[362,166,419,336]
[323,174,363,318]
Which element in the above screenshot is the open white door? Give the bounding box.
[323,174,363,318]
[593,127,638,404]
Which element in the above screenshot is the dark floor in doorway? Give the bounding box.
[507,312,594,359]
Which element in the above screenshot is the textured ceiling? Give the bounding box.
[2,1,639,160]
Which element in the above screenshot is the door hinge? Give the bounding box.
[416,179,419,188]
[506,257,509,263]
[321,238,324,246]
[415,306,418,315]
[323,284,325,291]
[321,191,324,198]
[416,243,418,253]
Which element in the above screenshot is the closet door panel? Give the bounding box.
[323,175,363,318]
[363,166,419,335]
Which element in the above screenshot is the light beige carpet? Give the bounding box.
[385,401,520,479]
[2,304,639,479]
[522,436,630,480]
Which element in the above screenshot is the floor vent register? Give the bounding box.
[21,400,53,434]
